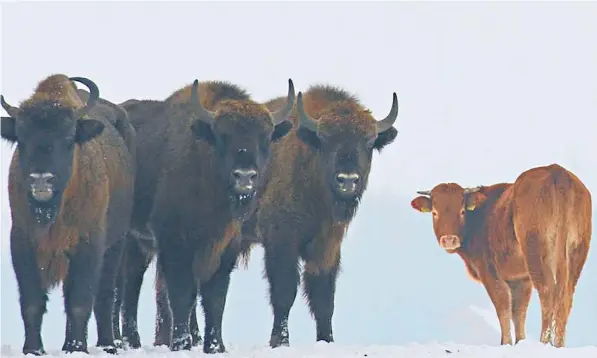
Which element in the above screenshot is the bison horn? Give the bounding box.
[375,92,399,134]
[0,95,20,118]
[190,79,216,126]
[463,186,481,194]
[270,79,296,125]
[69,77,99,118]
[416,190,432,196]
[297,91,319,133]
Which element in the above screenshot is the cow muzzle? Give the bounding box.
[28,172,56,202]
[232,168,257,196]
[439,235,461,251]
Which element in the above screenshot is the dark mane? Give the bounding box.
[205,81,251,103]
[306,84,361,105]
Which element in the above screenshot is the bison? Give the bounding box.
[246,84,399,348]
[1,74,135,355]
[117,78,295,353]
[410,163,592,347]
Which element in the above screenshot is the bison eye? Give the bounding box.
[460,209,465,217]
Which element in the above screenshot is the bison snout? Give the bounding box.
[233,168,258,194]
[28,172,56,202]
[439,235,461,251]
[335,172,360,194]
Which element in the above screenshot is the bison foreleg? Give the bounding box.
[199,248,237,354]
[111,259,124,350]
[303,259,340,343]
[156,238,196,352]
[61,237,103,354]
[94,238,126,354]
[121,234,154,349]
[264,243,300,348]
[11,227,48,356]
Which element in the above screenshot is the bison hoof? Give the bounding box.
[113,339,124,350]
[99,345,118,355]
[269,335,290,349]
[62,340,88,354]
[203,339,226,354]
[22,348,46,356]
[170,334,192,351]
[123,334,142,350]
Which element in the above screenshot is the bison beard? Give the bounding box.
[27,194,61,228]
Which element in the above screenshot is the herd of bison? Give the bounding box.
[0,74,591,355]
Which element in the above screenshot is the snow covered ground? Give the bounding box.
[2,341,597,358]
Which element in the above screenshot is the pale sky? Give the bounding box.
[1,0,597,349]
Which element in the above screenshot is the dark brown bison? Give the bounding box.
[410,164,592,347]
[246,84,399,348]
[1,74,135,355]
[117,79,295,353]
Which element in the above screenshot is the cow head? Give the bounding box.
[411,184,488,253]
[190,79,295,219]
[296,91,399,222]
[1,77,104,227]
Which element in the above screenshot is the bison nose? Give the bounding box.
[28,172,56,202]
[335,172,360,193]
[233,168,258,193]
[439,235,461,250]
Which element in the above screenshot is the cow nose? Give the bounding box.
[28,172,56,202]
[335,172,360,193]
[233,168,257,193]
[439,235,461,250]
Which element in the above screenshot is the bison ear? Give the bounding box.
[1,117,17,143]
[76,119,105,143]
[191,119,216,145]
[296,127,321,149]
[373,127,398,152]
[466,192,487,211]
[411,196,432,213]
[271,121,292,142]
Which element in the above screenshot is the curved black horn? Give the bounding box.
[270,78,296,125]
[190,79,216,126]
[0,95,20,117]
[69,77,99,118]
[375,92,399,134]
[416,190,432,196]
[297,91,319,133]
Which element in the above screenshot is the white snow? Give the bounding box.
[2,341,597,358]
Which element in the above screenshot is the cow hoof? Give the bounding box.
[62,340,88,354]
[22,348,46,356]
[170,334,192,351]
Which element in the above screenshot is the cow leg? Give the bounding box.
[155,233,197,352]
[121,236,153,349]
[111,262,124,349]
[302,257,340,343]
[199,248,238,354]
[11,228,48,356]
[264,241,300,348]
[507,278,532,344]
[94,238,126,353]
[481,276,513,345]
[62,237,103,354]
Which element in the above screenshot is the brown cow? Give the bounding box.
[410,163,591,347]
[1,74,135,355]
[117,79,295,353]
[245,85,399,348]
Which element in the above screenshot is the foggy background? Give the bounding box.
[1,1,597,349]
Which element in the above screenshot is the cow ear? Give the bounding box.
[466,192,487,211]
[271,121,292,142]
[76,119,105,143]
[191,119,216,145]
[296,127,321,149]
[1,117,17,143]
[373,127,398,152]
[411,196,432,213]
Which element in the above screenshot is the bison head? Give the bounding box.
[1,77,104,227]
[296,90,399,222]
[411,184,488,253]
[190,79,295,219]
